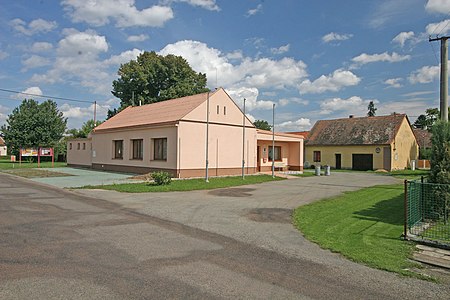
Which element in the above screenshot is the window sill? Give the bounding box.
[130,158,143,161]
[151,159,167,162]
[112,158,123,160]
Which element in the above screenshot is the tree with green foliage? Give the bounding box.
[0,99,67,155]
[111,51,209,112]
[253,119,272,131]
[429,121,450,222]
[68,119,103,138]
[414,107,450,130]
[367,101,377,117]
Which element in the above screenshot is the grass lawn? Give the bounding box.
[0,160,66,170]
[79,174,285,192]
[293,184,426,279]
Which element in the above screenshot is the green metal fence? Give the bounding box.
[405,178,450,248]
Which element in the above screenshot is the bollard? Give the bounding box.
[411,160,415,171]
[315,165,321,176]
[325,165,331,176]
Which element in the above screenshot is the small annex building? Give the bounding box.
[0,137,7,156]
[305,114,418,171]
[67,88,304,177]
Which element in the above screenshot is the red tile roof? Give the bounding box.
[0,137,5,146]
[307,114,408,146]
[285,131,309,138]
[94,90,216,132]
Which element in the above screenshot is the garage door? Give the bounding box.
[352,154,373,171]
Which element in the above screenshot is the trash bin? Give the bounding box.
[315,165,321,176]
[325,165,331,176]
[411,160,416,171]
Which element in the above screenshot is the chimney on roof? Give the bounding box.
[349,115,354,118]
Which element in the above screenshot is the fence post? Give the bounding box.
[404,180,408,240]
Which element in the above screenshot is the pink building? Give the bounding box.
[67,88,304,178]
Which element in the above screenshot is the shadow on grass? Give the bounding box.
[352,194,404,226]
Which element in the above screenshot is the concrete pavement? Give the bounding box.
[29,167,142,188]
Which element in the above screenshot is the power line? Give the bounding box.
[0,88,93,104]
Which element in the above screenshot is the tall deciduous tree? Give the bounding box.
[68,119,103,138]
[111,51,209,111]
[0,99,67,154]
[367,101,377,117]
[253,119,272,131]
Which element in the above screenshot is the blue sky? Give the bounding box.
[0,0,449,131]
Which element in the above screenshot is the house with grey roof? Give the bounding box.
[305,114,418,171]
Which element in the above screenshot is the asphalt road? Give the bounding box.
[1,172,449,299]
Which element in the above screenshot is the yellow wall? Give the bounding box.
[305,118,419,170]
[391,118,419,170]
[305,145,385,169]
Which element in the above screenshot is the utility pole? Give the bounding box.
[205,92,210,183]
[429,35,449,122]
[93,101,97,124]
[242,98,246,179]
[272,103,275,178]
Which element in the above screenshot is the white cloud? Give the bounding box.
[10,18,57,35]
[227,87,275,110]
[14,87,43,100]
[384,78,403,88]
[270,44,290,55]
[276,118,311,131]
[60,103,95,119]
[62,0,174,27]
[0,50,8,60]
[352,52,411,66]
[278,97,309,106]
[320,96,378,116]
[0,105,10,126]
[172,0,220,11]
[159,40,308,90]
[31,29,111,94]
[21,55,51,71]
[322,32,353,43]
[31,42,53,52]
[408,65,440,84]
[104,48,143,65]
[392,31,414,47]
[425,0,450,14]
[127,34,149,42]
[298,69,360,94]
[247,4,262,17]
[426,19,450,35]
[226,50,243,60]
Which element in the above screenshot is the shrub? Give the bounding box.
[151,171,172,185]
[429,121,450,222]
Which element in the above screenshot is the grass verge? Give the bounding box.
[79,174,285,193]
[3,168,73,178]
[0,161,67,170]
[293,184,428,279]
